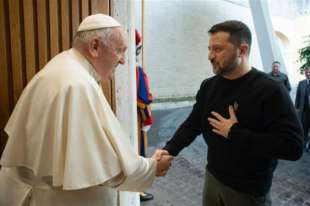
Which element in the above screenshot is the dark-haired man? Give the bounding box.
[268,61,291,92]
[163,20,303,206]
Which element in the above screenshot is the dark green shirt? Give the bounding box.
[268,72,291,92]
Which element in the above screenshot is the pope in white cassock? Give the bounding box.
[0,14,173,206]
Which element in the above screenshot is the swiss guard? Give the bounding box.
[135,29,154,202]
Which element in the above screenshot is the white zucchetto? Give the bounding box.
[78,14,121,32]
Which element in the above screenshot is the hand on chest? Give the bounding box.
[203,94,262,129]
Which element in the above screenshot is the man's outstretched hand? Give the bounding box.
[151,149,173,177]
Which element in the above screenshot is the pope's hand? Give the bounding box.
[152,149,169,161]
[151,149,173,177]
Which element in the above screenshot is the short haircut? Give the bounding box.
[272,61,281,65]
[208,20,252,49]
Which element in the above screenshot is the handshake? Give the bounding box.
[151,149,173,177]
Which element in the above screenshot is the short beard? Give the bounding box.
[216,56,239,76]
[218,63,237,76]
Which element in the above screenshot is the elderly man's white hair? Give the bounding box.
[73,28,118,48]
[73,13,122,48]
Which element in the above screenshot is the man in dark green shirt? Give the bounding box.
[268,61,291,92]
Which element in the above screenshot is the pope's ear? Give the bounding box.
[88,38,100,58]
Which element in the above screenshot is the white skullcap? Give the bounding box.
[78,14,121,32]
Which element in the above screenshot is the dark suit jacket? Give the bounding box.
[295,79,310,112]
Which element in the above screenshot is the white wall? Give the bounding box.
[271,15,310,85]
[141,0,263,100]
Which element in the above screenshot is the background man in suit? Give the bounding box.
[295,67,310,152]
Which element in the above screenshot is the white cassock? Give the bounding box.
[0,48,156,206]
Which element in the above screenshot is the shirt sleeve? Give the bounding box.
[103,157,156,192]
[285,75,291,91]
[163,80,206,156]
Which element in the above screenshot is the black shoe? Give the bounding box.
[140,192,154,202]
